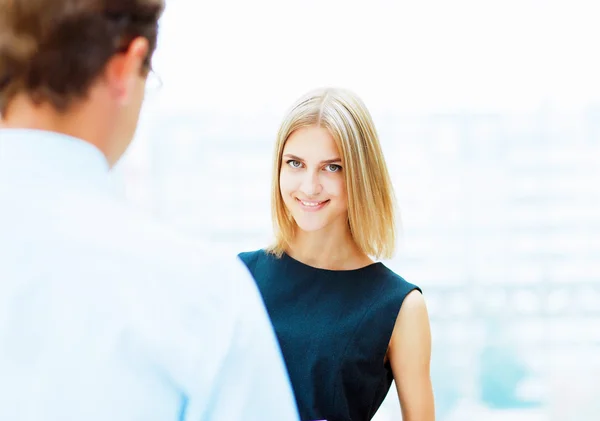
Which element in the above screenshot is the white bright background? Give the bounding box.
[113,1,600,420]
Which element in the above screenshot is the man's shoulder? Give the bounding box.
[108,204,254,293]
[79,196,209,265]
[49,192,255,301]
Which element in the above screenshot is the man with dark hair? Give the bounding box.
[0,1,299,420]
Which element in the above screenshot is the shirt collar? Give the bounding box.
[0,128,111,190]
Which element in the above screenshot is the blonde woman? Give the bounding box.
[239,87,435,421]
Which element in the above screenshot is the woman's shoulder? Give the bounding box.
[238,248,263,263]
[237,248,282,272]
[237,248,266,270]
[373,263,422,299]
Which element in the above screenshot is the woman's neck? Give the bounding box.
[286,225,373,270]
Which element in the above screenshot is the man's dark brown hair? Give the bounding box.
[0,0,165,114]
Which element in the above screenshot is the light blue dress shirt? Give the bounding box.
[0,129,299,421]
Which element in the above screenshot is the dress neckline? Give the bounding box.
[279,251,384,274]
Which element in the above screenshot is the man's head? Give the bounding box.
[0,0,165,166]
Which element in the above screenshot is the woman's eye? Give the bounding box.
[325,164,342,173]
[287,160,302,168]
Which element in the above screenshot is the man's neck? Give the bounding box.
[1,94,113,165]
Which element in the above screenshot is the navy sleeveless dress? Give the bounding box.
[239,249,421,421]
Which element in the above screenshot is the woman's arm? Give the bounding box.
[388,290,435,421]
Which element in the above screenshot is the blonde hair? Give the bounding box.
[268,87,397,260]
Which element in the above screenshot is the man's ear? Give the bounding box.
[104,37,150,104]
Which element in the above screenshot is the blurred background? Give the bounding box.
[112,0,600,419]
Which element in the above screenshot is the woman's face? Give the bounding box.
[279,125,349,234]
